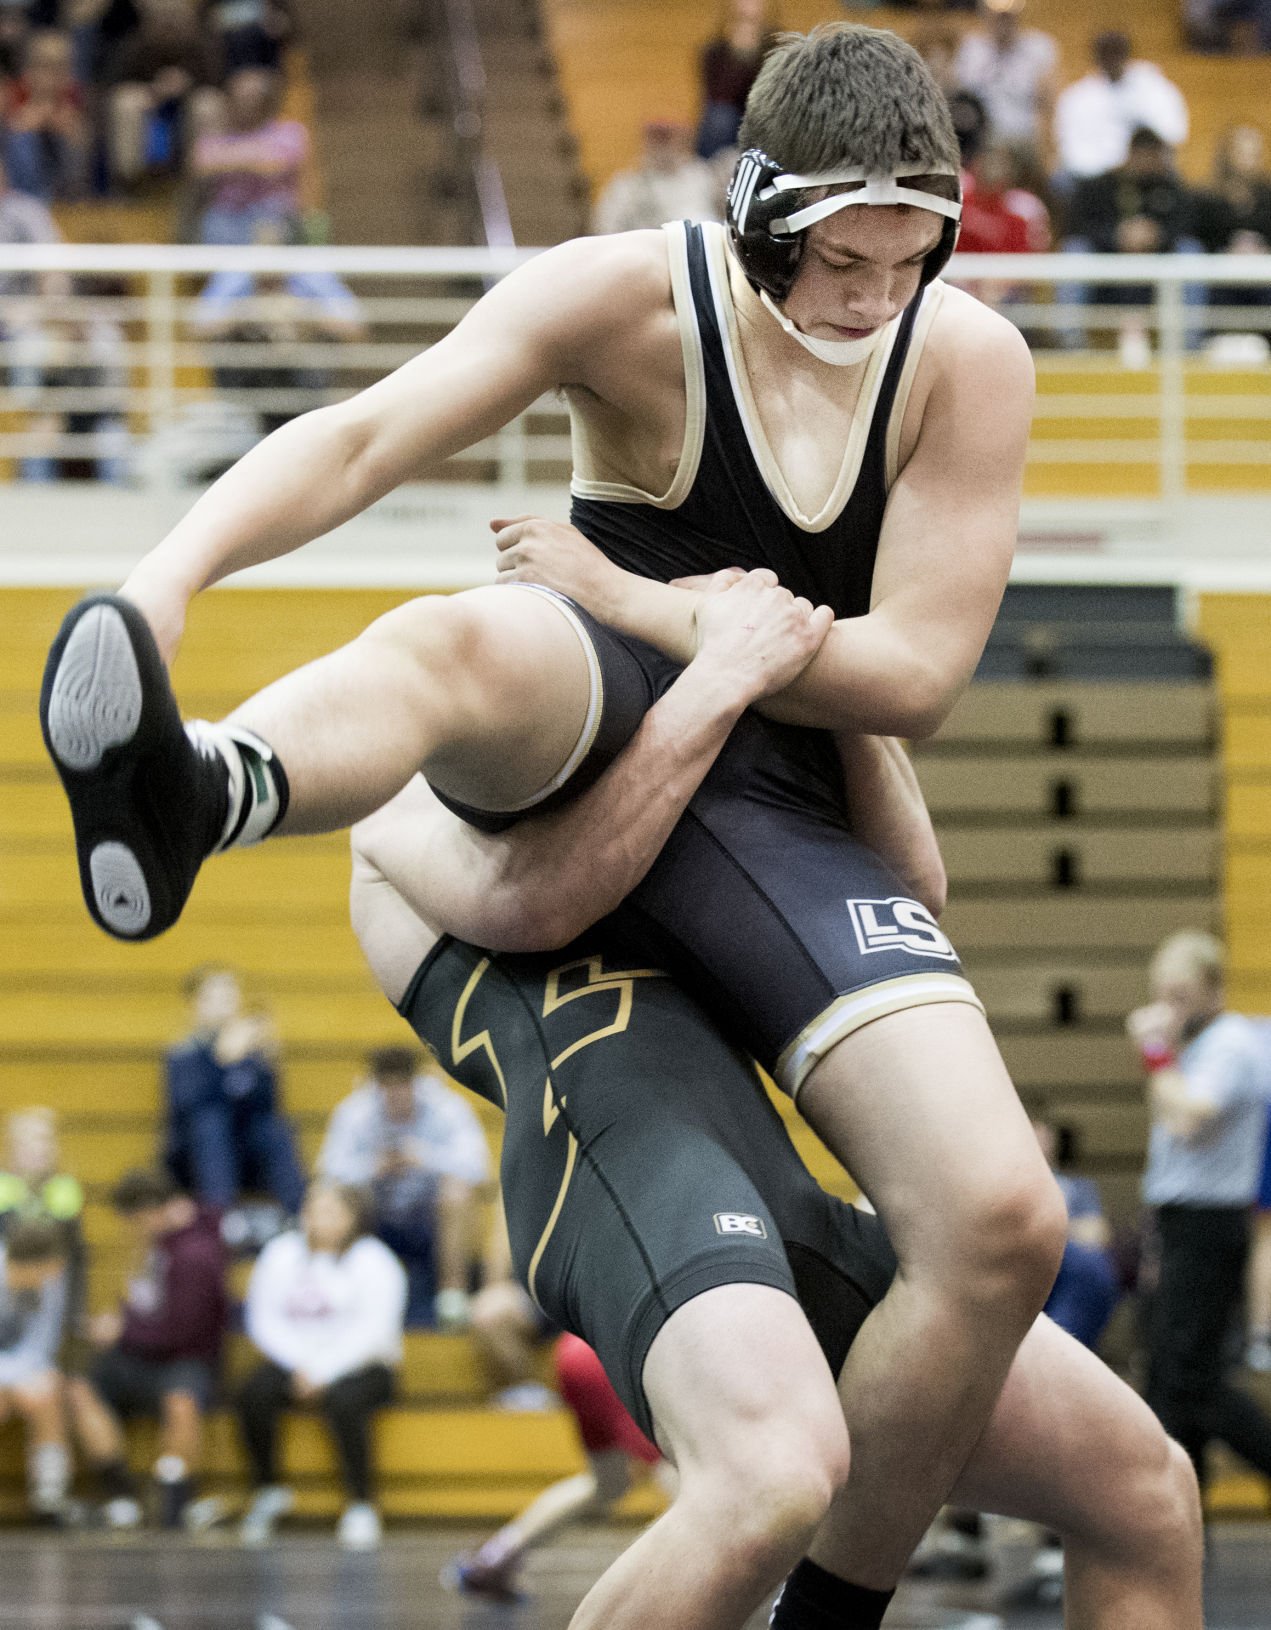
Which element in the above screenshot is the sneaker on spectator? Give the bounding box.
[336,1502,381,1550]
[491,1381,556,1413]
[184,1494,231,1533]
[441,1548,525,1601]
[433,1287,471,1331]
[240,1485,295,1545]
[102,1496,143,1530]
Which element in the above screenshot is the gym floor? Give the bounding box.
[1,1525,1269,1630]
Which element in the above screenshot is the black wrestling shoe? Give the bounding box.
[40,595,226,940]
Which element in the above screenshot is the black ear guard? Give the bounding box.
[726,147,962,302]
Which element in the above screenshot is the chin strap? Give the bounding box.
[758,288,888,367]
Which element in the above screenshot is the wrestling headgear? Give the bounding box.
[726,148,963,304]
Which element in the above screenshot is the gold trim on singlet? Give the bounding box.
[450,957,509,1109]
[885,279,946,490]
[701,222,903,534]
[527,1129,578,1308]
[469,583,604,817]
[776,972,985,1102]
[569,220,707,508]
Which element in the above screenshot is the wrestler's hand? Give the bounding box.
[691,570,834,704]
[491,515,629,619]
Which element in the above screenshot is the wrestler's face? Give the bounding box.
[782,207,943,345]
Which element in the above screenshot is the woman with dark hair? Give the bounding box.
[695,0,778,160]
[237,1178,406,1549]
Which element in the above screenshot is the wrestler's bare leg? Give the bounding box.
[946,1316,1203,1629]
[226,585,595,832]
[568,1285,850,1630]
[797,1006,1068,1589]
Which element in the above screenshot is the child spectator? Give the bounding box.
[0,1217,72,1521]
[694,0,777,161]
[952,0,1058,165]
[0,1108,86,1338]
[592,119,722,236]
[67,1168,228,1529]
[1054,30,1188,182]
[163,963,305,1225]
[2,28,91,200]
[318,1045,489,1329]
[190,64,308,243]
[237,1179,405,1550]
[105,0,221,186]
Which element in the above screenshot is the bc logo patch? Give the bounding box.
[846,897,957,961]
[714,1212,767,1239]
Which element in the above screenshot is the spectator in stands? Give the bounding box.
[193,223,364,436]
[694,0,776,161]
[1130,930,1271,1494]
[1193,124,1271,353]
[163,963,305,1229]
[1185,0,1271,53]
[190,64,308,244]
[0,1217,72,1521]
[201,0,292,74]
[105,0,222,187]
[1054,31,1189,184]
[1248,1094,1271,1370]
[952,0,1058,167]
[9,271,131,482]
[0,1108,86,1337]
[469,1199,556,1413]
[67,1168,229,1529]
[236,1178,405,1550]
[1033,1117,1119,1350]
[1061,128,1198,358]
[946,85,989,166]
[911,22,961,97]
[318,1045,489,1330]
[956,143,1048,317]
[1,28,91,200]
[592,118,721,236]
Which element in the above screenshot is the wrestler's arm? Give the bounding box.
[835,733,946,919]
[497,298,1033,741]
[113,235,656,661]
[352,574,833,953]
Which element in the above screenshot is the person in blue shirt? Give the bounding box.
[1033,1117,1120,1351]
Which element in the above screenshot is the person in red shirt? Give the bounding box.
[957,143,1049,311]
[445,1334,671,1601]
[66,1168,228,1531]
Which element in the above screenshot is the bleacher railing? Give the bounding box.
[0,246,1268,502]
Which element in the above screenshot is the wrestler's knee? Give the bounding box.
[934,1167,1069,1320]
[702,1410,850,1567]
[1115,1435,1202,1570]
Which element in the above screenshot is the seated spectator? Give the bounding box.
[105,0,221,187]
[0,1108,86,1336]
[952,0,1058,167]
[912,21,961,97]
[946,85,989,165]
[67,1168,228,1529]
[1061,128,1198,356]
[163,963,305,1227]
[0,1217,72,1521]
[190,64,308,244]
[1185,0,1271,53]
[202,0,292,74]
[9,271,131,482]
[237,1179,405,1550]
[1,28,91,200]
[469,1199,556,1413]
[1193,124,1271,353]
[695,0,776,162]
[1033,1118,1119,1349]
[1054,31,1188,183]
[592,118,721,236]
[957,142,1049,316]
[193,228,365,437]
[318,1045,489,1329]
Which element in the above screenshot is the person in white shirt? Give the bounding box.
[1054,30,1188,181]
[952,0,1059,160]
[591,119,723,235]
[237,1179,407,1549]
[317,1045,490,1329]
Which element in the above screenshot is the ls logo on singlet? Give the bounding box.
[846,897,957,961]
[714,1213,767,1239]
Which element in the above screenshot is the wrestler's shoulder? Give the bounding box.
[522,229,674,329]
[925,281,1034,388]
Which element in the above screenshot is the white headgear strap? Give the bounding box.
[765,163,963,236]
[757,289,887,366]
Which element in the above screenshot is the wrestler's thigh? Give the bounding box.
[950,1313,1178,1535]
[799,1002,1059,1268]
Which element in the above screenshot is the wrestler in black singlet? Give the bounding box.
[439,222,983,1098]
[396,930,896,1439]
